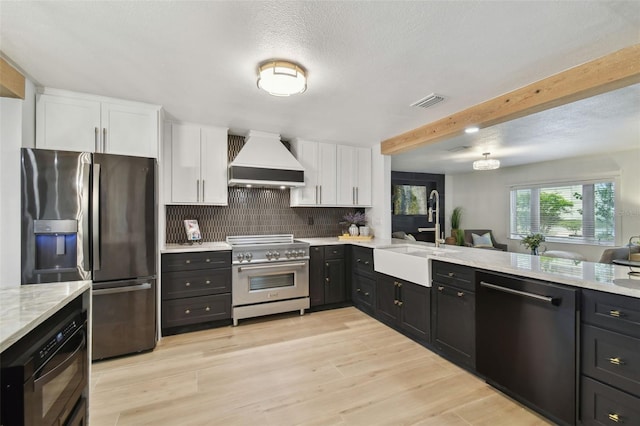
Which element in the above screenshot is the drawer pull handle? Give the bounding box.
[325,277,330,283]
[205,280,211,284]
[397,301,403,307]
[356,258,362,263]
[394,300,399,305]
[609,357,625,366]
[438,286,444,291]
[333,250,338,254]
[185,282,191,287]
[326,262,329,267]
[206,259,211,263]
[364,292,370,296]
[609,310,622,317]
[608,413,620,423]
[394,281,398,286]
[448,272,454,277]
[364,261,370,265]
[457,291,464,297]
[185,309,191,314]
[205,306,210,312]
[185,260,191,264]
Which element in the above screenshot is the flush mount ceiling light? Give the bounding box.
[473,152,500,171]
[465,126,480,134]
[257,60,307,97]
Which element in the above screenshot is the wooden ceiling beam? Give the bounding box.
[381,44,640,156]
[0,57,26,99]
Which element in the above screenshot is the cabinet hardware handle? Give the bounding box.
[609,357,625,365]
[94,127,100,152]
[353,187,356,204]
[394,300,399,305]
[398,282,402,288]
[356,187,359,204]
[185,282,191,287]
[333,250,338,254]
[205,280,211,284]
[394,281,398,287]
[319,186,322,204]
[397,301,403,307]
[196,180,200,202]
[457,292,464,297]
[315,185,318,203]
[438,286,444,291]
[448,272,454,277]
[364,261,370,265]
[185,260,191,264]
[205,306,210,312]
[206,258,211,263]
[103,128,107,152]
[325,277,330,283]
[356,288,361,293]
[202,180,205,201]
[185,309,191,314]
[610,310,622,317]
[357,258,361,263]
[326,262,329,267]
[608,413,620,422]
[364,292,369,296]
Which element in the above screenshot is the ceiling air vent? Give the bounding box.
[410,93,445,109]
[447,145,472,153]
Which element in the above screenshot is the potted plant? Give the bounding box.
[343,212,366,236]
[446,207,463,245]
[521,233,545,255]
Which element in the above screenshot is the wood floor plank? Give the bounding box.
[89,307,552,426]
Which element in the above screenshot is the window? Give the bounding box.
[510,180,616,245]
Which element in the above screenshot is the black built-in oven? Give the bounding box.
[1,296,88,426]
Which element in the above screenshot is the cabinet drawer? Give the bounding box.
[583,289,640,338]
[162,269,231,300]
[583,324,640,396]
[162,251,230,272]
[581,376,640,426]
[162,294,231,328]
[432,261,474,292]
[352,273,375,315]
[324,245,344,260]
[352,246,374,276]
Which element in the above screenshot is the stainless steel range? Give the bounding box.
[227,235,310,326]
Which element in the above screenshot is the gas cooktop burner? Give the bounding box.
[226,234,309,264]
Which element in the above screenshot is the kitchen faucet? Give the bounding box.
[427,189,445,248]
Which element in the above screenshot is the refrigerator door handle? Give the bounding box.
[93,282,152,295]
[81,162,91,273]
[93,164,101,271]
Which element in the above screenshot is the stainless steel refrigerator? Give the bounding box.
[21,148,157,360]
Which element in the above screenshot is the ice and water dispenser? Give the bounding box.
[33,219,79,271]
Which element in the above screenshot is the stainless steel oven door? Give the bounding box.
[232,261,309,306]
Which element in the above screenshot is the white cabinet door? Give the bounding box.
[36,94,101,152]
[200,126,228,205]
[355,147,372,206]
[336,145,357,206]
[290,139,319,206]
[317,142,337,205]
[170,123,201,203]
[336,145,372,207]
[102,102,158,158]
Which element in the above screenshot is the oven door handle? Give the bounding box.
[35,328,86,383]
[238,262,307,272]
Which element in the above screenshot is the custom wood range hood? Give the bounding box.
[381,44,640,156]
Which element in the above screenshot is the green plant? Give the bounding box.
[521,233,545,250]
[450,207,462,230]
[455,228,465,246]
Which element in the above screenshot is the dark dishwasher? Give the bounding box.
[476,270,577,426]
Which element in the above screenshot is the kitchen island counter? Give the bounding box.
[0,280,91,352]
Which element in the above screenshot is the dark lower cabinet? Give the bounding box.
[580,289,640,425]
[310,245,347,307]
[350,246,376,316]
[431,261,475,369]
[376,273,430,343]
[161,251,232,335]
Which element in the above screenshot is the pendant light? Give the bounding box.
[473,152,500,171]
[257,60,307,97]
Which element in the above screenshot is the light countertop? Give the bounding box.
[162,242,231,253]
[0,280,91,352]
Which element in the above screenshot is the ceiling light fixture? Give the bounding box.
[257,60,307,97]
[465,126,480,134]
[473,152,500,171]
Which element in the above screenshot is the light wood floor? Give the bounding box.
[90,307,551,425]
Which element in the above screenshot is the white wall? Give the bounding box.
[366,143,391,240]
[447,148,640,261]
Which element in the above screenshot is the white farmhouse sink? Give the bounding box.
[373,244,458,286]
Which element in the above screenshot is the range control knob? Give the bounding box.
[266,251,272,260]
[284,250,291,258]
[245,252,253,262]
[236,253,245,262]
[274,251,280,259]
[298,250,306,257]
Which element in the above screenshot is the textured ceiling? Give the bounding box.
[1,1,639,172]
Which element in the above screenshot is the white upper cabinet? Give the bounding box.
[290,139,336,206]
[165,122,228,205]
[36,88,160,158]
[336,145,372,207]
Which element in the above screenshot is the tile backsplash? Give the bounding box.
[165,134,357,243]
